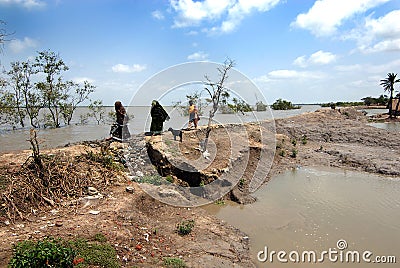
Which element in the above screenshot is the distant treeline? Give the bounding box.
[320,95,389,108]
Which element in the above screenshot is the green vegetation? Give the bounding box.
[256,101,267,111]
[361,95,388,106]
[163,257,186,268]
[172,90,209,116]
[215,199,226,205]
[83,148,123,171]
[138,174,163,185]
[9,235,119,268]
[69,238,119,268]
[279,150,286,157]
[166,175,174,183]
[176,220,195,236]
[320,101,364,108]
[93,233,108,243]
[0,50,95,129]
[226,97,253,114]
[290,149,298,158]
[380,73,400,118]
[301,135,307,145]
[291,139,297,146]
[8,238,75,268]
[88,99,106,125]
[271,99,301,110]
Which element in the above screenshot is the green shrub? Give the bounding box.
[215,199,225,205]
[290,149,298,158]
[301,136,307,145]
[177,220,195,236]
[271,99,301,110]
[69,238,119,268]
[163,257,186,268]
[8,237,76,268]
[138,175,163,185]
[291,139,297,146]
[166,175,174,183]
[279,150,286,157]
[256,101,267,112]
[93,233,107,243]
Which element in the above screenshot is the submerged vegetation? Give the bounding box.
[271,98,301,110]
[0,50,98,129]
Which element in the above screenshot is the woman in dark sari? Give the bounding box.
[111,101,131,141]
[150,100,169,135]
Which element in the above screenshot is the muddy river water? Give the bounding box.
[205,167,400,267]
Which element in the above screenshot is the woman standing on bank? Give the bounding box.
[150,100,169,135]
[111,101,130,141]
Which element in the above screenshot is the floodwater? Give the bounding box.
[205,167,400,267]
[368,122,400,132]
[0,105,320,153]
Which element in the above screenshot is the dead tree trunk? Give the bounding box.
[202,59,235,153]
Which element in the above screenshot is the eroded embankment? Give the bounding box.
[146,107,400,206]
[145,122,276,204]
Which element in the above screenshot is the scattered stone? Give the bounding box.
[136,171,144,177]
[55,221,63,227]
[126,186,135,193]
[89,210,100,215]
[87,186,98,195]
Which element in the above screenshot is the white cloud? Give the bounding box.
[309,50,337,64]
[111,64,146,73]
[255,69,325,82]
[334,64,363,72]
[187,51,209,61]
[356,10,400,53]
[170,0,233,27]
[365,9,400,39]
[293,56,307,68]
[8,37,38,53]
[294,50,337,67]
[334,59,400,75]
[152,10,165,20]
[362,38,400,53]
[291,0,390,36]
[0,0,45,8]
[170,0,282,34]
[72,77,95,84]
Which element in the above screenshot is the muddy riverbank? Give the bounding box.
[0,107,398,267]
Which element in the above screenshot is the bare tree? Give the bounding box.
[0,20,13,54]
[60,80,95,125]
[34,50,69,128]
[202,58,235,153]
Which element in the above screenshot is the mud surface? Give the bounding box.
[0,107,398,267]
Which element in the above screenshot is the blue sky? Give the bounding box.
[1,0,400,105]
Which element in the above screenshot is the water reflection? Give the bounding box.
[0,105,320,153]
[368,122,400,132]
[205,167,400,267]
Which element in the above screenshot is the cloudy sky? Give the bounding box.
[1,0,399,105]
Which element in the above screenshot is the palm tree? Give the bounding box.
[395,92,400,118]
[380,73,400,118]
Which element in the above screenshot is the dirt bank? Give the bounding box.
[147,107,400,205]
[0,107,398,267]
[274,107,400,176]
[0,139,253,267]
